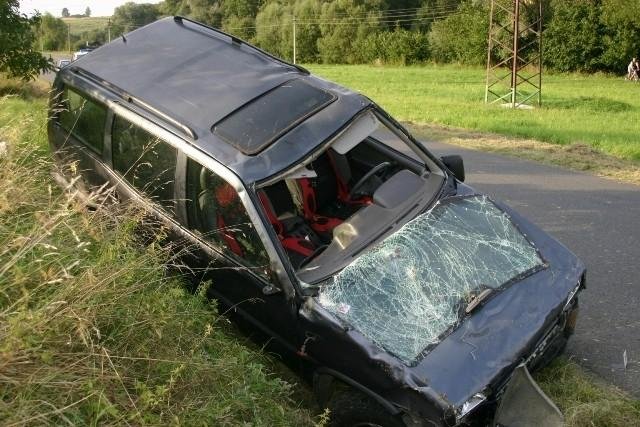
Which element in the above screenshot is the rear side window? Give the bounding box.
[58,87,107,153]
[186,158,271,279]
[112,116,177,212]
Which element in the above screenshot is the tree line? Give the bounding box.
[27,0,640,73]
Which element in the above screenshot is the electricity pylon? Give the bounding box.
[485,0,543,108]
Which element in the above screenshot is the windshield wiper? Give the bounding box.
[465,288,494,315]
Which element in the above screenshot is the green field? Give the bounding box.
[309,64,640,162]
[63,16,110,35]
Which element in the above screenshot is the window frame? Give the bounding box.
[57,85,109,155]
[107,102,294,296]
[184,157,273,281]
[111,114,179,213]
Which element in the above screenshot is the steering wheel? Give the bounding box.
[299,244,328,269]
[348,162,393,200]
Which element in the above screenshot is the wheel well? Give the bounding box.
[312,368,401,416]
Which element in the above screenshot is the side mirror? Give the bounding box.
[440,155,465,182]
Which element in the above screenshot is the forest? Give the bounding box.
[38,0,640,73]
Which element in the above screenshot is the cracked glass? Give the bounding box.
[317,195,543,363]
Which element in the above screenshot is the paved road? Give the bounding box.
[418,135,640,396]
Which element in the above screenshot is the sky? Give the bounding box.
[19,0,162,17]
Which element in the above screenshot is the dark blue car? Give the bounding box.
[49,16,584,426]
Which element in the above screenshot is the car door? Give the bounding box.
[181,157,301,349]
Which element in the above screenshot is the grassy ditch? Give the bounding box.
[0,83,315,425]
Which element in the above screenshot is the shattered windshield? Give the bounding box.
[317,195,543,363]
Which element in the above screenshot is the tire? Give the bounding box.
[328,390,404,427]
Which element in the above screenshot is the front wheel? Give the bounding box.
[327,390,404,427]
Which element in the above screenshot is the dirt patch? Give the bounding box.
[408,122,640,187]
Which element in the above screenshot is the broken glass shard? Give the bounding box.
[317,195,543,363]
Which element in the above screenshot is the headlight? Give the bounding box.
[457,392,487,422]
[563,281,582,312]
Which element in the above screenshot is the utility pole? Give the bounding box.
[485,0,543,108]
[510,0,520,107]
[292,16,297,64]
[108,18,111,43]
[67,23,71,53]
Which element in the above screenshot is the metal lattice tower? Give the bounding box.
[485,0,543,108]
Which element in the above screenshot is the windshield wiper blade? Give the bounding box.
[465,288,494,315]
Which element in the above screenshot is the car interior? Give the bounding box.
[254,111,445,275]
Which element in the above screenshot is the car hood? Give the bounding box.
[407,200,584,407]
[314,192,584,409]
[318,194,546,363]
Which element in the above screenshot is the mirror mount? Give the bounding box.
[441,155,465,182]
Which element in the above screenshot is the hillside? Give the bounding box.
[63,16,110,35]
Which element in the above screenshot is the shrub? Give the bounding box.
[357,28,430,65]
[428,1,488,65]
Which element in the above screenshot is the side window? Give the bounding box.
[112,115,177,212]
[58,87,107,153]
[186,158,271,278]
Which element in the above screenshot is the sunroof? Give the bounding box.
[212,79,335,155]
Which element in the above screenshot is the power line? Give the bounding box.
[67,5,461,37]
[296,10,458,25]
[226,8,460,31]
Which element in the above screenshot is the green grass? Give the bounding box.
[0,84,315,425]
[63,17,110,35]
[308,64,640,162]
[537,358,640,426]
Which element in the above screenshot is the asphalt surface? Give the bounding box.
[41,64,640,395]
[420,137,640,396]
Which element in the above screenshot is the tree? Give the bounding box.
[161,0,223,27]
[600,0,640,73]
[428,1,488,65]
[0,1,51,80]
[39,13,68,51]
[317,0,385,64]
[111,2,161,35]
[544,0,603,73]
[85,6,91,17]
[221,0,262,40]
[62,7,70,17]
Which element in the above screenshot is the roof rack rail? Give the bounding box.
[172,15,310,76]
[70,66,198,141]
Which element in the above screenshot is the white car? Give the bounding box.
[72,48,93,61]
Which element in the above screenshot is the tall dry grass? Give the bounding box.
[0,83,315,425]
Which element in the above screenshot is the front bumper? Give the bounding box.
[456,281,583,425]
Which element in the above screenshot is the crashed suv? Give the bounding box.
[49,16,585,426]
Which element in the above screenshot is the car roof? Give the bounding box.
[61,16,370,183]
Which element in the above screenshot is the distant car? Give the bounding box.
[57,59,71,68]
[72,48,93,61]
[49,17,585,426]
